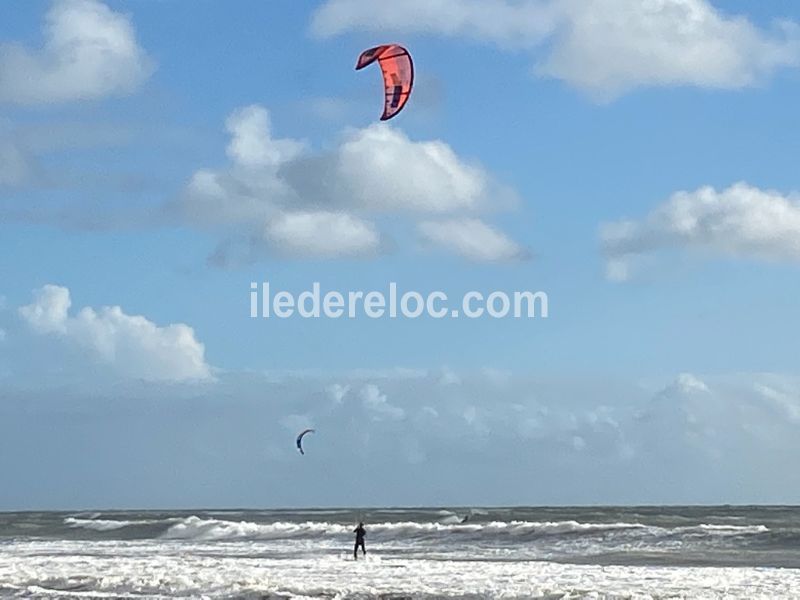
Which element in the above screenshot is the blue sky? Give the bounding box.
[2,0,800,509]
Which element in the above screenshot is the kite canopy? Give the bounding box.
[296,428,315,455]
[355,44,414,121]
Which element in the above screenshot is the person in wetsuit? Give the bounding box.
[353,522,366,559]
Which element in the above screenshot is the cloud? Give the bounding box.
[360,384,405,421]
[18,284,212,382]
[19,284,72,334]
[179,105,521,263]
[306,124,495,214]
[754,382,800,424]
[0,0,154,105]
[327,383,350,404]
[634,373,727,462]
[225,105,305,169]
[310,0,558,45]
[179,105,301,229]
[312,0,800,99]
[417,218,528,262]
[601,182,800,280]
[264,211,381,258]
[4,365,800,505]
[661,372,711,397]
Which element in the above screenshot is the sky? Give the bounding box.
[2,0,800,509]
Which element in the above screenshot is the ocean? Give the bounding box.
[1,506,799,598]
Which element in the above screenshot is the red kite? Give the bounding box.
[356,44,414,121]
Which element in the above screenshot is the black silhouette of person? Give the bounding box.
[353,522,366,559]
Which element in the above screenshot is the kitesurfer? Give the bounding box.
[353,522,366,559]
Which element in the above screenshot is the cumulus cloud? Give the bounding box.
[225,105,305,169]
[180,105,521,262]
[601,182,800,280]
[418,218,528,262]
[754,382,800,424]
[312,0,800,99]
[264,211,381,258]
[314,124,493,213]
[18,285,212,382]
[0,0,154,105]
[633,373,747,468]
[327,383,350,404]
[661,372,710,397]
[360,384,405,421]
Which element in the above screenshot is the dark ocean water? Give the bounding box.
[1,506,799,598]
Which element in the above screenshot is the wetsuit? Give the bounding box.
[353,524,366,559]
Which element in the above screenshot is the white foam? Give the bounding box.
[1,539,798,599]
[682,524,769,535]
[64,518,138,532]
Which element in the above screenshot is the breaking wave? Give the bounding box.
[156,516,768,543]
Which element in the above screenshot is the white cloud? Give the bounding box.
[326,124,492,213]
[19,284,212,382]
[181,106,301,229]
[360,384,405,421]
[754,383,800,424]
[327,383,350,404]
[311,0,558,45]
[264,211,381,258]
[19,284,71,334]
[183,117,498,221]
[0,0,154,105]
[601,182,800,280]
[312,0,800,99]
[538,0,800,99]
[180,105,521,263]
[662,372,711,397]
[418,218,527,262]
[0,328,6,342]
[225,105,305,169]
